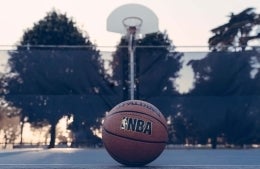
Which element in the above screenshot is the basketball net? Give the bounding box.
[128,26,137,36]
[123,17,142,39]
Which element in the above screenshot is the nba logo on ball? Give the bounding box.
[102,100,168,166]
[121,116,152,135]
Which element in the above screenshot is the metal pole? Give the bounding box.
[128,33,135,100]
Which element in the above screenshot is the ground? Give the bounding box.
[0,148,259,169]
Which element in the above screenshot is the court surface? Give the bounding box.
[0,148,259,169]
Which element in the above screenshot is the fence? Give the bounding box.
[0,46,260,148]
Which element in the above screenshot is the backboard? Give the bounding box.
[107,3,159,36]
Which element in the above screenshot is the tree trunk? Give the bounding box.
[20,121,24,145]
[211,136,217,149]
[4,130,7,149]
[48,122,57,149]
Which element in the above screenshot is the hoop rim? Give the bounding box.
[122,17,143,28]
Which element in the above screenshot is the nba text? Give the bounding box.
[121,117,152,135]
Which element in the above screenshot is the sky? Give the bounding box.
[1,0,260,50]
[0,0,260,93]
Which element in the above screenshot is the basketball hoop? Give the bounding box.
[122,17,142,37]
[107,3,158,100]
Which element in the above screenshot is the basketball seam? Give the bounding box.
[106,110,168,131]
[103,127,167,144]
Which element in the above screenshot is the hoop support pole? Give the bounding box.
[128,33,135,100]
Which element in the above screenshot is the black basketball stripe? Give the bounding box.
[103,127,167,144]
[106,110,168,131]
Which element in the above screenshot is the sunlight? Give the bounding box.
[15,115,73,146]
[0,51,10,73]
[56,115,74,146]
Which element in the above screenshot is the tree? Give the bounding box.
[198,8,260,146]
[5,10,110,148]
[209,7,260,51]
[20,10,88,46]
[186,50,260,148]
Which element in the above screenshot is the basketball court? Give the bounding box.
[0,148,259,169]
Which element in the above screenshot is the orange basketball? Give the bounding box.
[102,100,168,166]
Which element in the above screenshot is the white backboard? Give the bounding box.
[107,3,159,35]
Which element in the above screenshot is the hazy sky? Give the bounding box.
[1,0,260,49]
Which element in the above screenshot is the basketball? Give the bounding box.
[102,100,168,166]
